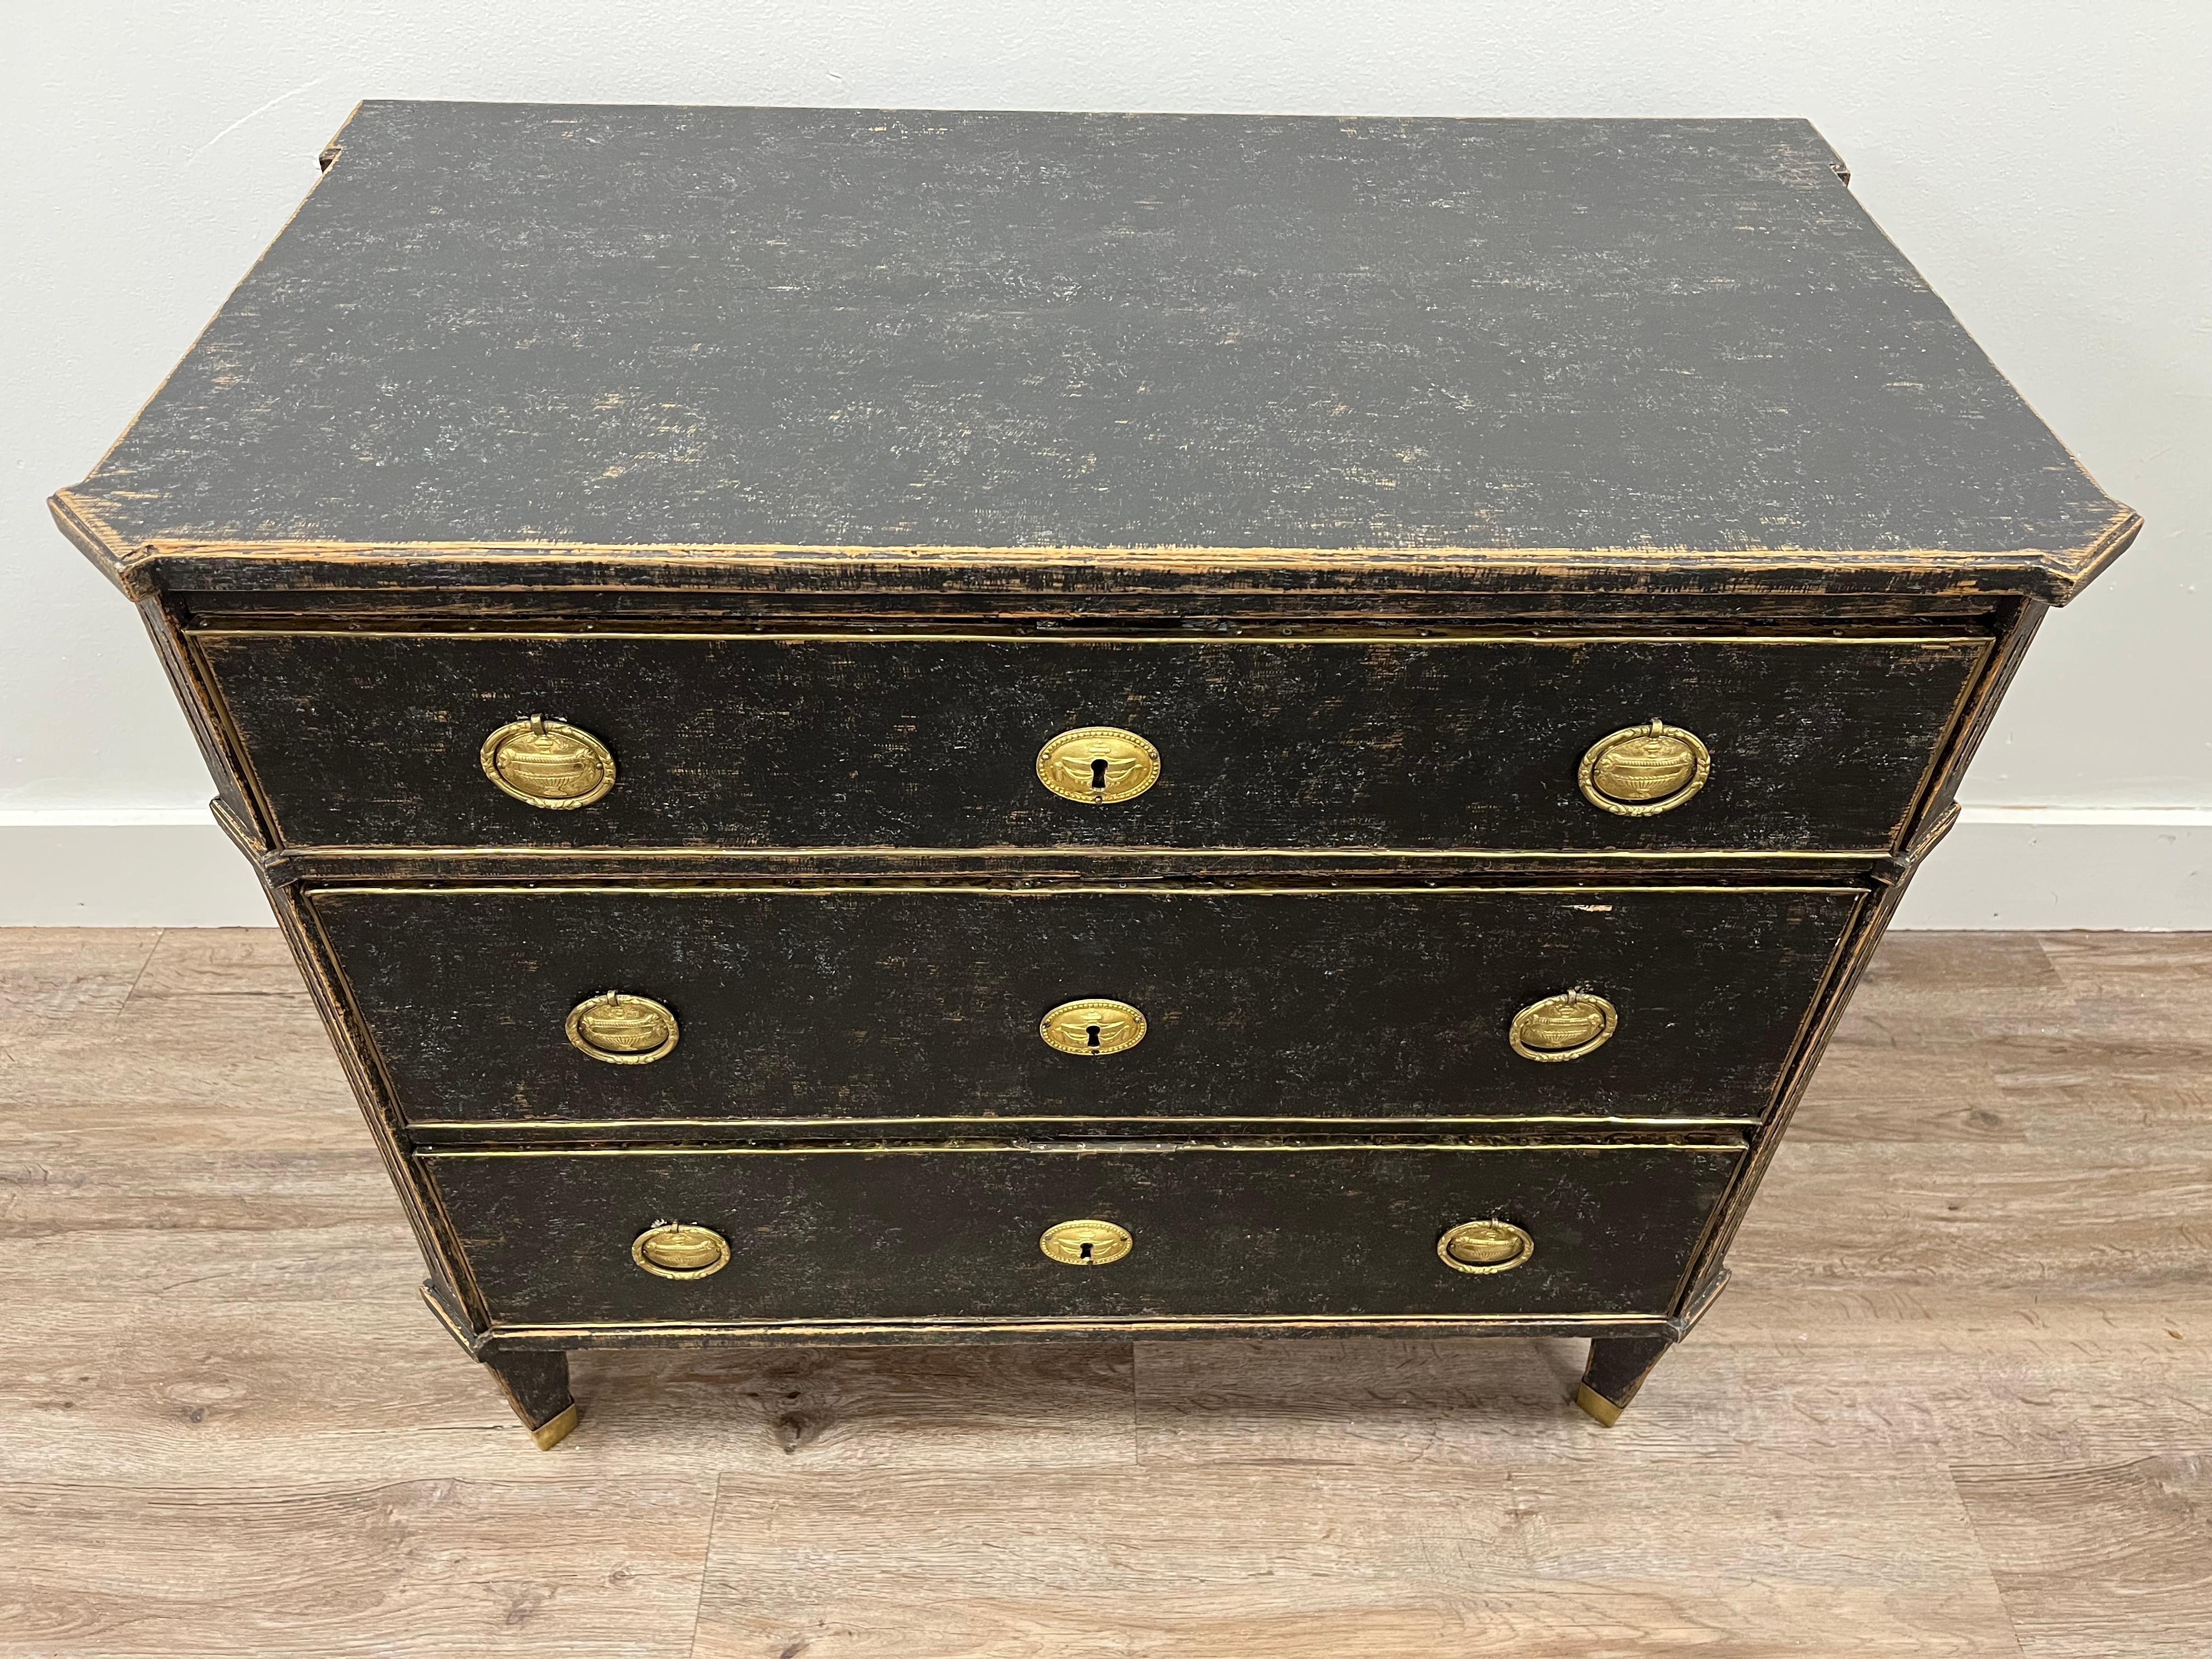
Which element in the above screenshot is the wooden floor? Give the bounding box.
[1,928,2206,1656]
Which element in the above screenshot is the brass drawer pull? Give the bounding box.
[566,991,680,1064]
[1509,992,1617,1062]
[1437,1220,1534,1274]
[481,714,616,808]
[1040,997,1148,1057]
[1040,1218,1133,1266]
[1036,726,1161,804]
[1578,718,1711,816]
[631,1223,730,1279]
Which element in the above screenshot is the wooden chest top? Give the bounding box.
[55,103,2132,601]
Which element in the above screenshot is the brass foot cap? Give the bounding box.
[528,1402,580,1451]
[1574,1384,1624,1427]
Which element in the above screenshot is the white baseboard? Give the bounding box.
[3,807,2208,930]
[1892,806,2212,930]
[0,810,273,927]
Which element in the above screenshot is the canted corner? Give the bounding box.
[419,1278,490,1357]
[47,488,160,599]
[2040,506,2144,606]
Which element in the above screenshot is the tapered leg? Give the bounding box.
[482,1349,578,1449]
[1575,1334,1675,1426]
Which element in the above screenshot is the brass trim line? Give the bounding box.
[320,881,1860,899]
[480,1311,1684,1340]
[258,842,1897,862]
[399,1114,1764,1134]
[193,625,1991,647]
[420,1139,1747,1160]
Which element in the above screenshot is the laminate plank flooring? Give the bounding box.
[1,927,2206,1657]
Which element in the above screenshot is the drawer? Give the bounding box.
[315,883,1862,1126]
[423,1140,1746,1327]
[201,629,1987,851]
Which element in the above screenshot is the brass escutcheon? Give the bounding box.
[1040,1218,1134,1266]
[1437,1220,1536,1274]
[481,714,616,808]
[566,991,680,1065]
[631,1223,731,1279]
[1509,992,1618,1062]
[1036,726,1161,804]
[1578,718,1711,816]
[1039,997,1148,1057]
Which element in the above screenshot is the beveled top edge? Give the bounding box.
[52,494,2142,608]
[57,104,2132,597]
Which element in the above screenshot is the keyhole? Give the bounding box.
[1086,1024,1102,1049]
[1090,758,1109,792]
[1079,1242,1095,1262]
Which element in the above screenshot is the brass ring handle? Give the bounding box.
[1040,1219,1133,1266]
[1509,992,1617,1062]
[481,715,616,808]
[1036,726,1161,804]
[1578,718,1710,816]
[566,991,680,1064]
[632,1223,731,1279]
[1040,998,1148,1057]
[1437,1220,1534,1274]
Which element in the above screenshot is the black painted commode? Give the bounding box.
[52,103,2137,1445]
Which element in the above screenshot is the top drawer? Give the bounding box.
[196,628,1986,852]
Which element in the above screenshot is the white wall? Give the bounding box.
[4,3,2207,926]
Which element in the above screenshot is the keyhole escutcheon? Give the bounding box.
[1035,727,1161,804]
[1039,998,1148,1057]
[1040,1218,1134,1266]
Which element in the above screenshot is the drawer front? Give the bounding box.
[424,1141,1745,1325]
[202,630,1985,850]
[316,884,1861,1126]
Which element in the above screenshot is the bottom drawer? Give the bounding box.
[425,1141,1745,1328]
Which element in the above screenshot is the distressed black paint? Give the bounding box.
[47,105,2138,1435]
[312,884,1860,1125]
[425,1142,1743,1325]
[203,629,1983,851]
[67,105,2124,574]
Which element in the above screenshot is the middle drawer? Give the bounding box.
[314,883,1862,1127]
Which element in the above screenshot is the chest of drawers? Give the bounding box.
[53,103,2137,1447]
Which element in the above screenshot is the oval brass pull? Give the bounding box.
[1039,997,1147,1057]
[1578,718,1710,816]
[566,991,680,1065]
[1509,992,1618,1062]
[1040,1218,1133,1266]
[1437,1220,1534,1274]
[632,1223,731,1279]
[481,715,616,808]
[1036,726,1161,804]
